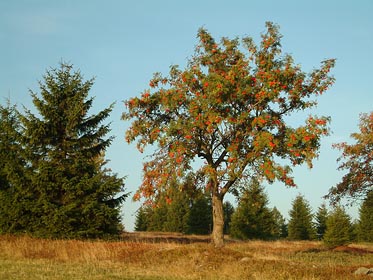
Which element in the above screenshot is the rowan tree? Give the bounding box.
[327,112,373,203]
[123,22,335,247]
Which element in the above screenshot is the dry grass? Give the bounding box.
[0,234,372,280]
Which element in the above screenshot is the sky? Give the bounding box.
[1,0,372,231]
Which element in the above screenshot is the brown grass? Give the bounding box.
[0,234,372,280]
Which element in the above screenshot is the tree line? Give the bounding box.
[135,179,372,247]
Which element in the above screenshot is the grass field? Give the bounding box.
[0,233,372,280]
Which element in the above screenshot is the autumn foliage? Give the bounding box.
[327,112,373,203]
[123,22,335,246]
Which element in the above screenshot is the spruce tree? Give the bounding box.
[323,206,352,247]
[271,207,287,239]
[288,195,315,240]
[223,201,234,235]
[315,203,329,240]
[229,180,274,240]
[142,184,212,234]
[134,206,152,232]
[19,63,127,238]
[0,103,19,194]
[147,199,168,232]
[0,103,31,233]
[187,192,212,235]
[162,184,190,233]
[144,182,191,233]
[357,191,373,242]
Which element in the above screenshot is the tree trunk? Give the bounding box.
[211,193,225,248]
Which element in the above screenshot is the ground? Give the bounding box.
[0,233,371,279]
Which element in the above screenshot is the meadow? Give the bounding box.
[0,233,371,280]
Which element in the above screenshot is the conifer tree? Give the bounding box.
[142,184,212,234]
[0,103,30,233]
[134,206,152,232]
[315,203,329,240]
[162,184,190,233]
[323,206,352,247]
[230,180,274,240]
[142,182,191,233]
[271,207,287,239]
[19,63,127,238]
[147,200,168,232]
[357,191,373,242]
[223,201,234,234]
[288,195,315,240]
[187,192,212,235]
[0,103,19,193]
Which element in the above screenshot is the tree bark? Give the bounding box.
[211,193,225,248]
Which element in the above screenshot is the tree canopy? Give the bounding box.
[327,112,373,203]
[123,22,335,246]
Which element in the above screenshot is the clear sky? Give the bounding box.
[1,0,372,231]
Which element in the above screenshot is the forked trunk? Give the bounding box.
[211,193,224,248]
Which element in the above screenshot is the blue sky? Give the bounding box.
[1,0,372,231]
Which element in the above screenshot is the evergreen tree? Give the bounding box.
[0,103,30,233]
[350,220,359,242]
[281,221,288,238]
[323,206,352,247]
[223,201,234,235]
[315,203,329,240]
[134,206,152,231]
[288,195,315,240]
[147,200,168,232]
[270,207,287,239]
[144,182,191,233]
[19,63,127,238]
[230,180,274,240]
[162,185,190,233]
[357,191,373,242]
[188,192,212,235]
[142,182,212,234]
